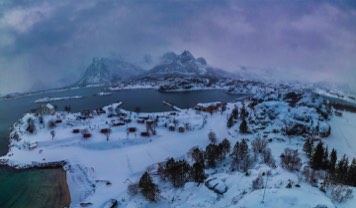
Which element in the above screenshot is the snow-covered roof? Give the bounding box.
[45,103,55,109]
[196,101,222,108]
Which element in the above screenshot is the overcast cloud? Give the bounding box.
[0,0,355,94]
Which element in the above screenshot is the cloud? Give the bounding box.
[0,0,355,94]
[0,3,54,33]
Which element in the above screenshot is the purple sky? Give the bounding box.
[0,0,355,94]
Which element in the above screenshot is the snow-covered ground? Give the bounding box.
[325,112,356,157]
[1,93,355,207]
[314,88,356,106]
[34,96,84,103]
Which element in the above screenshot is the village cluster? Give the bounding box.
[1,84,356,207]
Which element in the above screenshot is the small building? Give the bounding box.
[146,119,154,125]
[178,125,185,133]
[137,119,145,124]
[36,103,55,115]
[112,121,125,127]
[29,142,38,150]
[72,129,80,134]
[128,127,137,133]
[138,115,149,120]
[168,123,175,131]
[194,102,224,112]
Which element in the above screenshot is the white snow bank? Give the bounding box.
[34,96,83,103]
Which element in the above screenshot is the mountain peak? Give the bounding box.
[179,50,194,63]
[181,50,193,57]
[76,56,145,86]
[160,52,178,64]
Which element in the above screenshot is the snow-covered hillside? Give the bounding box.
[1,85,355,207]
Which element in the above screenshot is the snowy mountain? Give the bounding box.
[76,57,145,86]
[143,50,233,79]
[75,51,234,87]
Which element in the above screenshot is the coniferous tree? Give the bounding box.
[336,155,349,184]
[303,138,314,158]
[230,139,249,171]
[239,139,249,160]
[139,171,160,202]
[227,115,234,128]
[176,160,191,187]
[329,148,337,173]
[191,147,204,164]
[239,119,248,133]
[205,144,219,168]
[230,141,240,171]
[311,141,324,170]
[322,146,329,170]
[190,161,206,183]
[347,158,356,186]
[240,102,248,120]
[227,106,239,128]
[219,138,231,159]
[231,105,239,120]
[164,158,191,187]
[164,158,176,181]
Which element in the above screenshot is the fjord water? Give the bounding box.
[0,87,239,207]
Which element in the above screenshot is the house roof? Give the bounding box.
[45,103,55,110]
[195,102,222,108]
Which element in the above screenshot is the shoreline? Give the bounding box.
[1,87,355,206]
[0,98,250,206]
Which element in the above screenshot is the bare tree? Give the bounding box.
[262,148,276,167]
[241,155,252,173]
[146,120,157,135]
[50,130,55,140]
[330,185,353,203]
[280,148,302,171]
[252,174,264,190]
[101,128,112,141]
[127,183,139,196]
[252,138,268,154]
[208,131,217,144]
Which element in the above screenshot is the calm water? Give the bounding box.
[0,87,239,207]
